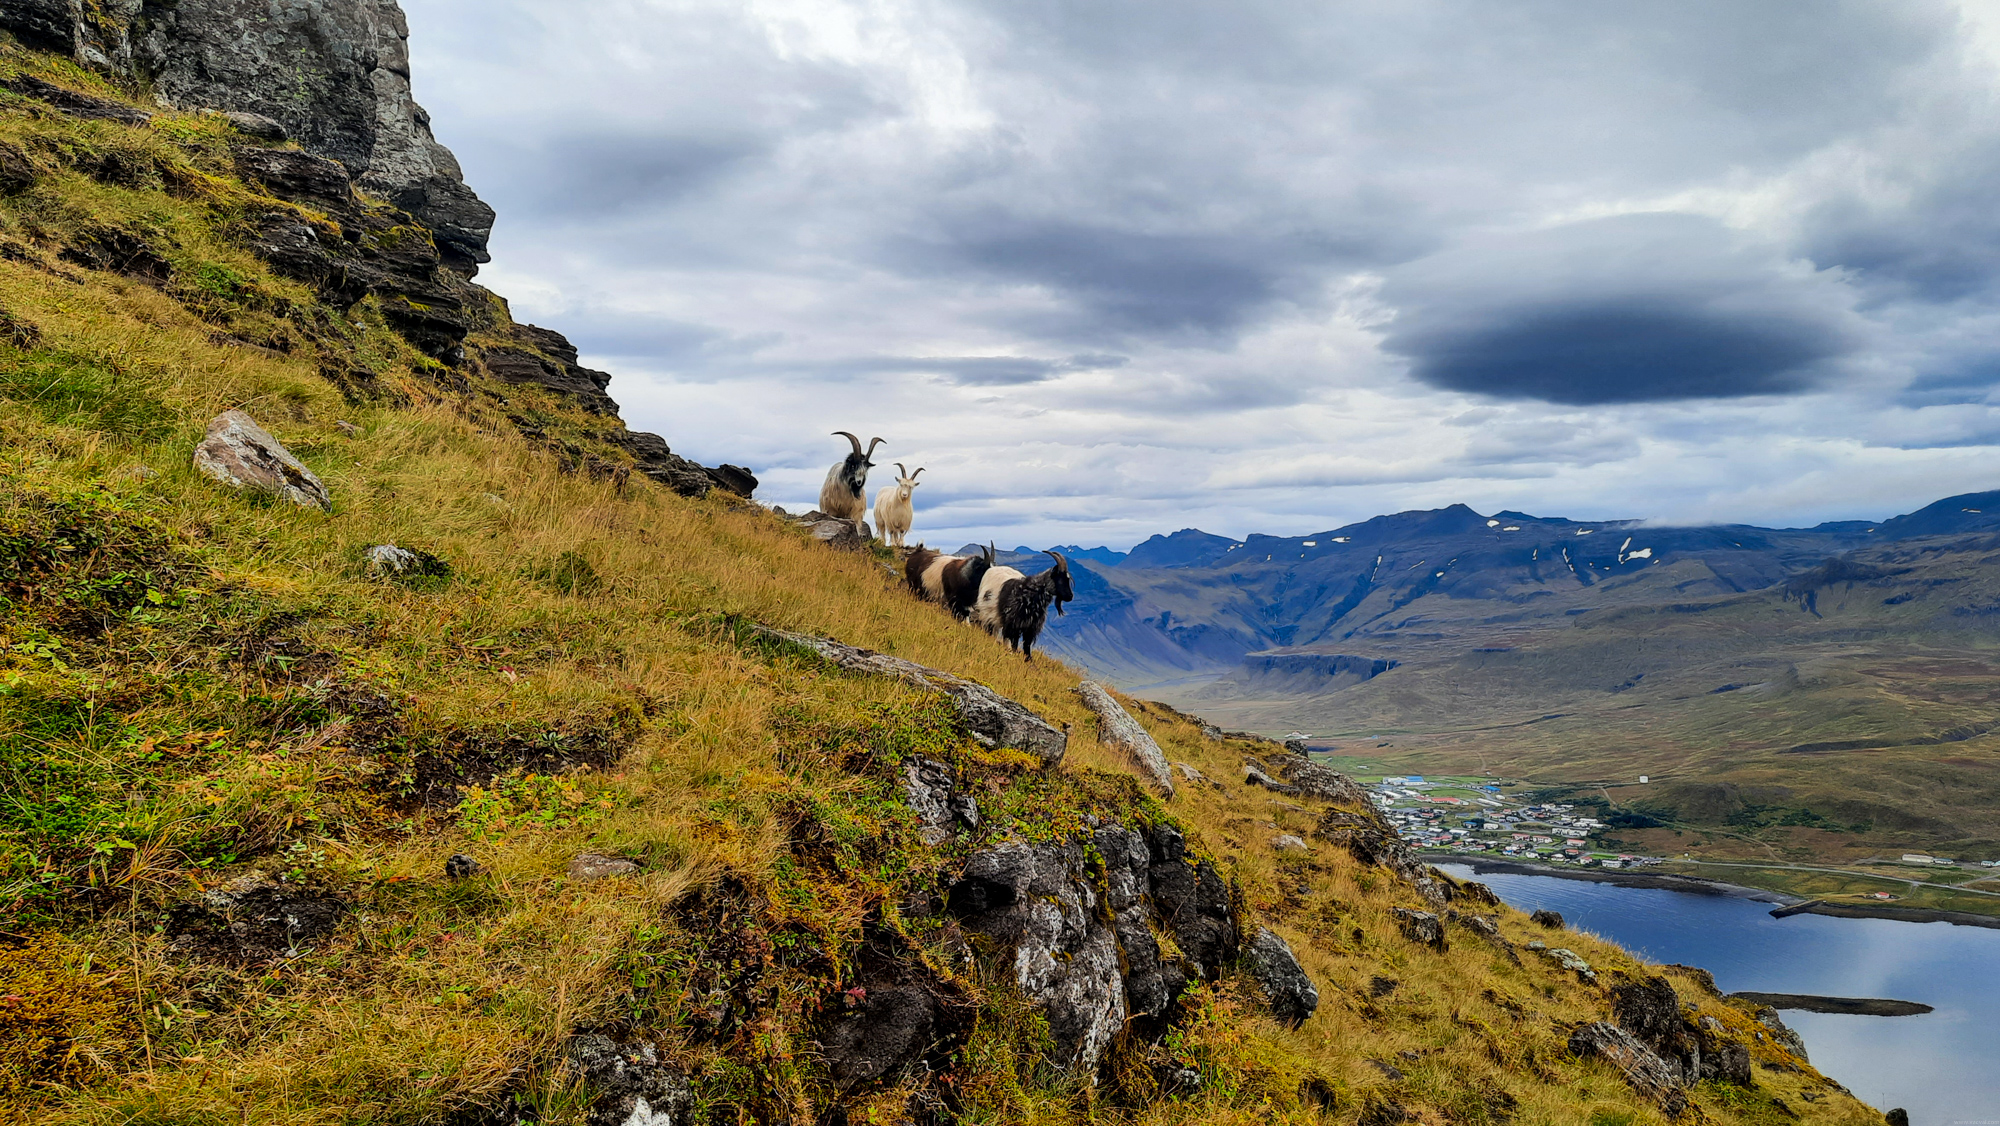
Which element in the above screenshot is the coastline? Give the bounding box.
[1441,857,1796,902]
[1441,857,2000,929]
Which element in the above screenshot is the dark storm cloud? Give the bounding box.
[1395,304,1835,405]
[1381,215,1859,404]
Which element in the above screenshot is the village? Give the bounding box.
[1367,774,1664,870]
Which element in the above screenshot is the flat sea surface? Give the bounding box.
[1437,863,2000,1126]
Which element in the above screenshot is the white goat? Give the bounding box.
[872,463,923,548]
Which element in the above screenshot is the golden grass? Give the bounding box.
[0,60,1887,1126]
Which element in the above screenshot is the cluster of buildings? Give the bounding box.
[1370,777,1661,870]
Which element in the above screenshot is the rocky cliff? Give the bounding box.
[0,0,755,499]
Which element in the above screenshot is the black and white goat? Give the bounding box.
[872,463,922,548]
[904,542,991,620]
[819,431,883,524]
[971,549,1074,661]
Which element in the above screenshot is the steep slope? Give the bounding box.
[0,26,1882,1126]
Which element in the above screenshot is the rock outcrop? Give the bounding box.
[750,624,1068,767]
[28,0,500,272]
[1569,1021,1690,1118]
[192,410,330,511]
[945,822,1238,1075]
[1243,926,1319,1026]
[0,1,757,499]
[1076,680,1175,796]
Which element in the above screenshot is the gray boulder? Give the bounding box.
[1754,1005,1809,1062]
[1244,926,1319,1026]
[1391,907,1447,951]
[1076,680,1174,796]
[1568,1021,1688,1118]
[193,410,330,511]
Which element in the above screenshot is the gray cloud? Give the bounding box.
[405,0,2000,547]
[1381,215,1859,404]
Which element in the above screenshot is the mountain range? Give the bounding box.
[967,489,2000,857]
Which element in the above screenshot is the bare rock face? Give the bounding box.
[1532,908,1566,929]
[1244,926,1319,1026]
[136,0,495,272]
[193,410,330,511]
[1569,1021,1690,1118]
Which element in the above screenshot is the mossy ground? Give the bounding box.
[0,43,1886,1126]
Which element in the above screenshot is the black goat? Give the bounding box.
[970,550,1074,661]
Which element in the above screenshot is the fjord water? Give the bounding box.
[1439,865,2000,1126]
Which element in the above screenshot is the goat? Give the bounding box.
[905,542,992,620]
[971,549,1075,661]
[819,431,883,525]
[872,463,923,548]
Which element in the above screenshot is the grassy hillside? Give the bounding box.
[0,46,1884,1125]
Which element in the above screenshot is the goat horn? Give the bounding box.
[865,437,886,457]
[910,467,925,480]
[832,431,862,455]
[895,462,908,478]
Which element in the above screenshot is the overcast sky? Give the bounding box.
[404,0,2000,549]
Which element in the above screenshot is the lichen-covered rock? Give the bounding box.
[946,841,1126,1073]
[444,853,480,880]
[1569,1021,1688,1118]
[1095,825,1175,1024]
[1244,926,1319,1026]
[1145,822,1239,978]
[1755,1005,1810,1061]
[1546,947,1598,984]
[193,410,330,511]
[901,757,978,846]
[164,876,346,961]
[1391,908,1447,951]
[562,1034,693,1126]
[1076,680,1175,796]
[567,852,640,881]
[1264,751,1374,806]
[363,544,450,579]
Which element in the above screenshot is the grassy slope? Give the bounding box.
[0,48,1881,1126]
